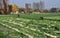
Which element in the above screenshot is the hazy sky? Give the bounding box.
[8,0,60,9]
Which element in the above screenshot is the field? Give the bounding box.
[0,13,60,38]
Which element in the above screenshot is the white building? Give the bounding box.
[33,2,39,10]
[39,1,44,10]
[33,1,44,10]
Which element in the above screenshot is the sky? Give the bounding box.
[8,0,60,9]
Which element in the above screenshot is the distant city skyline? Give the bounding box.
[8,0,60,9]
[33,1,44,10]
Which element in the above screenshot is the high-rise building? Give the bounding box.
[25,3,31,13]
[33,1,44,10]
[39,1,44,10]
[33,2,39,10]
[25,3,31,9]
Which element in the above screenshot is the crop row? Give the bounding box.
[0,17,60,38]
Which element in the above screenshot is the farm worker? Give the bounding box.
[40,17,44,20]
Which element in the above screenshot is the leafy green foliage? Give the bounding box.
[0,13,60,38]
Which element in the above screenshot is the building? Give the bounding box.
[33,1,44,10]
[0,0,4,9]
[39,1,44,10]
[25,3,32,13]
[25,3,31,9]
[33,2,39,10]
[0,0,8,14]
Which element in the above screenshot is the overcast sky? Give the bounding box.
[8,0,60,9]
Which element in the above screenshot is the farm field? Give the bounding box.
[0,13,60,38]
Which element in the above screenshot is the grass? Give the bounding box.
[0,13,60,38]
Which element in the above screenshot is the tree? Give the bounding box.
[43,9,48,13]
[50,8,57,12]
[12,4,19,12]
